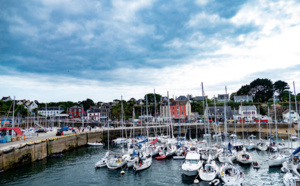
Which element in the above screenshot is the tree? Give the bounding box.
[237,85,251,95]
[230,92,237,101]
[249,78,273,102]
[81,98,95,111]
[144,93,162,104]
[273,80,289,101]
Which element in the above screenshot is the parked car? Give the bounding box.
[35,129,47,133]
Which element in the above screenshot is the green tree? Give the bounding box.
[273,80,289,101]
[237,85,251,95]
[80,98,95,111]
[249,78,273,102]
[144,93,162,104]
[230,92,237,101]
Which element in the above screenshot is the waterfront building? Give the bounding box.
[87,108,101,121]
[160,101,170,120]
[1,96,12,101]
[26,100,39,112]
[176,95,187,101]
[237,105,258,122]
[169,100,191,120]
[38,107,64,117]
[68,106,83,118]
[282,109,300,123]
[207,106,234,122]
[234,95,253,103]
[217,94,229,103]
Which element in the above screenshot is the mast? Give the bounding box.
[201,82,205,135]
[224,86,228,138]
[154,89,157,137]
[289,90,292,149]
[146,94,149,138]
[293,81,299,146]
[12,96,15,137]
[133,107,135,138]
[167,91,174,138]
[121,96,124,138]
[241,101,244,146]
[273,92,278,141]
[81,105,84,129]
[140,99,143,135]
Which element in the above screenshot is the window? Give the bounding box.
[181,106,183,110]
[172,112,174,115]
[181,111,183,115]
[252,111,255,115]
[173,107,175,110]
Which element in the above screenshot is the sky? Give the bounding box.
[1,0,300,103]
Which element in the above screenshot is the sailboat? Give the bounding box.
[199,155,219,181]
[219,163,244,185]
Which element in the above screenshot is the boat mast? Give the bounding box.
[133,107,135,138]
[241,101,244,146]
[146,94,149,138]
[289,90,292,149]
[154,89,157,137]
[293,81,299,146]
[121,96,124,139]
[273,92,278,141]
[202,82,206,135]
[224,86,228,139]
[12,96,15,137]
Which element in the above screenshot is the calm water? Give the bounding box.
[1,140,298,186]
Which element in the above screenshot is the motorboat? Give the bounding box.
[181,151,202,176]
[220,163,244,185]
[268,153,288,167]
[199,157,219,182]
[112,138,127,145]
[253,161,260,169]
[122,153,138,168]
[291,135,298,141]
[88,142,104,146]
[245,140,256,150]
[236,148,253,164]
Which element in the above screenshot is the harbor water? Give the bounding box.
[0,139,298,186]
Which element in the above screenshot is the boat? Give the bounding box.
[236,148,253,164]
[283,172,300,186]
[199,156,219,182]
[219,163,244,185]
[256,140,268,151]
[181,151,202,176]
[133,154,152,172]
[106,155,127,170]
[291,135,298,141]
[88,142,104,146]
[122,153,138,168]
[95,151,109,168]
[253,161,260,169]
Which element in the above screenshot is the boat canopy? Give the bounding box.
[293,147,300,155]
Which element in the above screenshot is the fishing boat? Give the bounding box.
[253,161,260,169]
[219,163,244,185]
[181,151,202,176]
[199,156,219,182]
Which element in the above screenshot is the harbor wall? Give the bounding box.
[0,132,103,171]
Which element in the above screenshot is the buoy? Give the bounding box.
[194,179,199,184]
[120,170,125,175]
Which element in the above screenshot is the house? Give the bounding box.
[99,103,111,121]
[27,100,38,112]
[1,96,12,101]
[169,100,191,120]
[68,106,84,118]
[207,106,233,122]
[217,94,229,103]
[38,107,64,117]
[282,110,299,123]
[237,106,258,122]
[87,108,101,121]
[234,95,253,103]
[160,101,170,119]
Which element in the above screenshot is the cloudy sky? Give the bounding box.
[1,0,300,102]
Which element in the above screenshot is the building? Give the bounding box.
[234,95,253,103]
[169,100,191,120]
[217,94,229,103]
[192,96,207,102]
[26,100,39,112]
[99,103,111,121]
[160,101,170,119]
[176,95,187,101]
[282,110,299,123]
[1,96,12,101]
[68,106,83,118]
[38,107,64,117]
[237,105,258,122]
[87,108,101,121]
[207,106,233,122]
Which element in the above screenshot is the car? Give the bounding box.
[35,129,47,133]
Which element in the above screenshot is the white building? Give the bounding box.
[234,95,253,103]
[38,107,64,117]
[233,105,258,122]
[27,101,39,112]
[282,110,299,123]
[87,108,101,121]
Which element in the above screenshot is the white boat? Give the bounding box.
[107,155,127,169]
[112,137,127,145]
[220,163,244,185]
[181,151,202,176]
[291,135,298,141]
[133,154,152,172]
[236,148,253,164]
[199,156,219,182]
[159,144,177,157]
[268,153,287,167]
[245,140,256,150]
[256,140,268,151]
[122,154,138,168]
[95,151,109,168]
[88,142,104,146]
[283,172,300,186]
